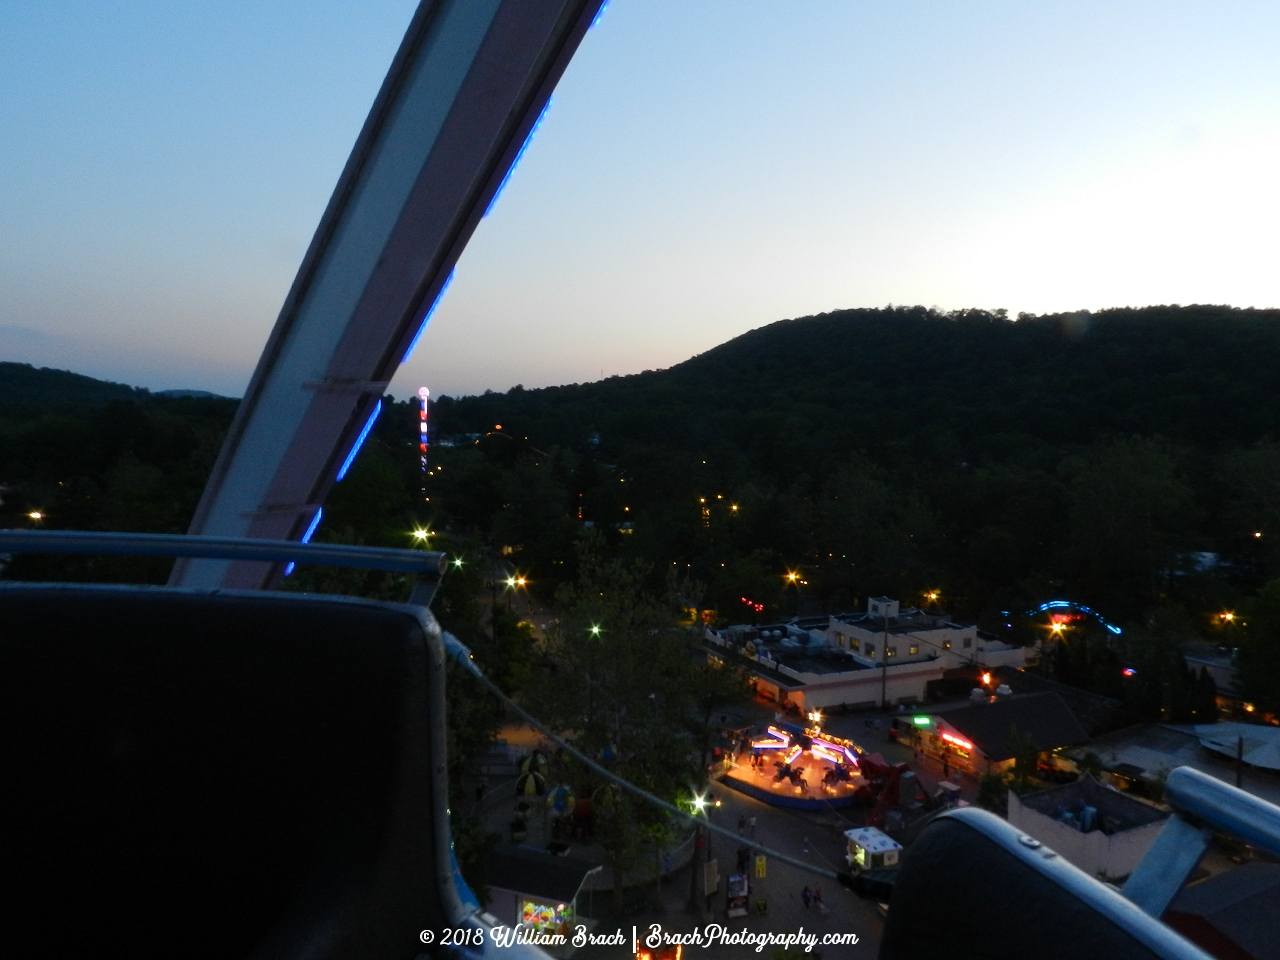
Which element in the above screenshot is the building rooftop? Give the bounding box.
[929,692,1089,762]
[1169,722,1280,772]
[706,641,806,689]
[487,846,601,904]
[1019,773,1168,834]
[990,666,1124,736]
[774,649,874,676]
[834,608,965,635]
[1064,722,1280,811]
[1166,863,1280,960]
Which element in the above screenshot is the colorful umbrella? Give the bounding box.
[549,784,576,814]
[515,770,547,796]
[520,750,548,775]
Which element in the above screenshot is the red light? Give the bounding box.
[941,732,973,751]
[1122,667,1137,677]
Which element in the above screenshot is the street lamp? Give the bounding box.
[503,573,529,611]
[687,789,720,916]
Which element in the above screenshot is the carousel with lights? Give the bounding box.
[723,710,868,809]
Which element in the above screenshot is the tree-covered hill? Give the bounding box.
[435,305,1280,475]
[0,364,239,581]
[422,305,1280,640]
[0,361,151,405]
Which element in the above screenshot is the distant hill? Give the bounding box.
[0,363,233,405]
[434,304,1280,476]
[0,362,239,571]
[0,362,149,405]
[156,389,230,399]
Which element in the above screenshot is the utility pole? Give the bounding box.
[687,821,704,913]
[881,611,889,710]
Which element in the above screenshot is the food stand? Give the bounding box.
[844,826,903,870]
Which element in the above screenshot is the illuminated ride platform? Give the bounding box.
[721,722,868,810]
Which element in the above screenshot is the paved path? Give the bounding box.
[572,778,882,959]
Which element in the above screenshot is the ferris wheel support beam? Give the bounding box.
[172,0,605,589]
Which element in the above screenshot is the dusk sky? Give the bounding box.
[3,1,1280,398]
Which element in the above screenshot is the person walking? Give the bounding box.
[814,885,828,917]
[802,886,813,910]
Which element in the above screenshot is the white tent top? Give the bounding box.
[844,827,903,854]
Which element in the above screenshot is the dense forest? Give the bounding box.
[4,304,1280,716]
[424,306,1279,623]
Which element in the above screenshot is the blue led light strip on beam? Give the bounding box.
[336,400,382,481]
[401,270,455,363]
[483,97,552,219]
[285,507,325,576]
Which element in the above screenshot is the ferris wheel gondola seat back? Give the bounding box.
[0,584,463,959]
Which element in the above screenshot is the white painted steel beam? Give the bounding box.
[172,0,605,589]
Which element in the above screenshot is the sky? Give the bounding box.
[3,1,1280,398]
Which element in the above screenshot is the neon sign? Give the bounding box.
[941,732,973,751]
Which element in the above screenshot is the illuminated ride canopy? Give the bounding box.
[752,723,862,770]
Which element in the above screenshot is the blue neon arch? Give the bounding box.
[1028,600,1123,635]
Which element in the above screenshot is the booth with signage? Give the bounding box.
[845,827,903,870]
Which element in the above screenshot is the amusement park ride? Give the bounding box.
[729,715,912,827]
[6,2,1280,958]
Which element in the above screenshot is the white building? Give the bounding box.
[705,598,1029,711]
[1007,774,1169,880]
[827,598,1030,671]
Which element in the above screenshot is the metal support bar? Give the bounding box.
[1123,765,1280,917]
[172,0,605,591]
[1164,764,1280,859]
[1121,815,1212,918]
[0,530,444,576]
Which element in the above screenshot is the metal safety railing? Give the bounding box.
[0,529,445,574]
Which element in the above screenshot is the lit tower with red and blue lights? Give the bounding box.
[417,387,429,501]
